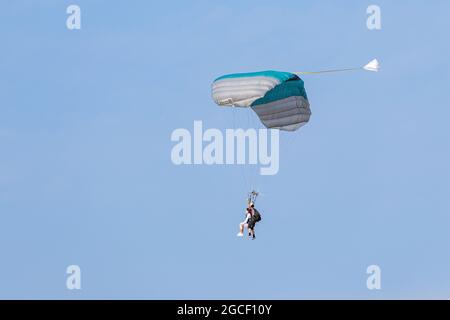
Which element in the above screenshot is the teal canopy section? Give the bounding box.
[214,70,298,83]
[211,69,311,131]
[251,79,308,107]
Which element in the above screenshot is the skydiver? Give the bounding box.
[247,203,261,239]
[237,202,260,240]
[237,206,253,238]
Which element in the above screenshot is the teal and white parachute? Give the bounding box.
[211,59,379,131]
[211,71,311,131]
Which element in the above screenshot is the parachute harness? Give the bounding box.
[248,190,259,205]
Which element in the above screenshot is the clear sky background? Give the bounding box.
[1,0,449,299]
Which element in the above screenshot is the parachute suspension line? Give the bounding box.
[247,108,258,193]
[294,67,360,75]
[232,106,250,190]
[248,106,265,195]
[251,111,271,201]
[294,59,380,75]
[245,106,256,191]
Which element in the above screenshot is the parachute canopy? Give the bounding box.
[212,70,311,131]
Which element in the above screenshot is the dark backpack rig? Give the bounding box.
[248,190,262,222]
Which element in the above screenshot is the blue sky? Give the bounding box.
[1,0,449,299]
